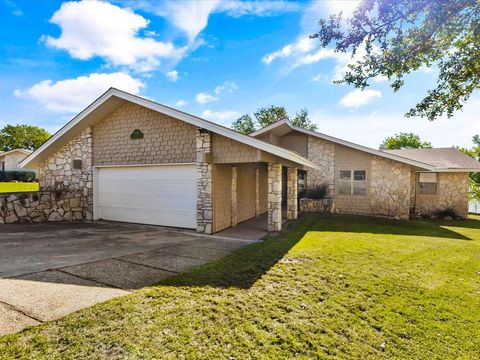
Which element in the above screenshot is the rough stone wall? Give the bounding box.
[268,163,282,231]
[38,127,93,221]
[414,172,469,219]
[211,134,258,163]
[286,167,298,219]
[370,157,411,220]
[0,191,85,224]
[334,145,372,214]
[307,136,335,196]
[196,130,213,234]
[94,102,196,166]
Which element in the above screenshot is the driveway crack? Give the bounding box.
[0,300,43,323]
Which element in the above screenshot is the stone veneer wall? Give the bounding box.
[196,130,213,234]
[37,127,93,221]
[307,136,335,196]
[268,163,282,231]
[93,102,196,166]
[286,167,298,219]
[370,157,411,220]
[0,191,85,223]
[414,172,469,219]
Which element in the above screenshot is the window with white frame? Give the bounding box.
[418,172,437,195]
[339,170,367,196]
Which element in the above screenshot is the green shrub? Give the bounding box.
[0,170,36,182]
[301,184,329,199]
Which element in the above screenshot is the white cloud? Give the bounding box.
[214,81,238,95]
[166,70,179,82]
[14,72,144,112]
[43,0,185,72]
[338,89,382,108]
[202,109,240,123]
[175,99,188,107]
[262,37,316,64]
[131,0,299,42]
[195,92,219,104]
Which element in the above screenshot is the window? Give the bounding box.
[339,170,367,196]
[1,161,4,171]
[418,172,437,195]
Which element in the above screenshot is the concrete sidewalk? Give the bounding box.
[0,222,258,336]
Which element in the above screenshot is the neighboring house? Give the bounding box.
[17,88,480,233]
[0,149,33,172]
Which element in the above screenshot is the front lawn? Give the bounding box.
[1,214,479,359]
[0,182,39,193]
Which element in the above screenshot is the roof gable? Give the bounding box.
[20,88,320,170]
[251,119,436,171]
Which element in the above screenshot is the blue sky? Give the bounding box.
[0,0,477,148]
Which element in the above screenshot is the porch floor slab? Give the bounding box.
[215,214,269,240]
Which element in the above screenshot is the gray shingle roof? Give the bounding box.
[384,148,480,171]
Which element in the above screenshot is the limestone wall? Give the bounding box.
[414,172,469,219]
[0,191,84,224]
[196,130,213,234]
[307,136,335,196]
[93,102,196,166]
[38,127,93,221]
[370,157,411,220]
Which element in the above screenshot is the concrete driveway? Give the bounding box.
[0,222,257,336]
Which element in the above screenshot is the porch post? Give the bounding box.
[287,167,298,220]
[268,163,282,232]
[196,129,213,234]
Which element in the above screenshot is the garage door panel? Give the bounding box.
[96,165,197,228]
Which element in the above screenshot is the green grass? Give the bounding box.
[0,182,39,193]
[1,214,480,359]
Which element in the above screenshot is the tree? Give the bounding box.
[232,114,256,135]
[460,135,480,201]
[382,132,432,149]
[0,124,51,151]
[312,0,480,121]
[291,109,317,131]
[254,105,288,129]
[233,106,317,135]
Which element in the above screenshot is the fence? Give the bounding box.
[469,202,480,214]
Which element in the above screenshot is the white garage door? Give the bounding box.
[95,165,197,229]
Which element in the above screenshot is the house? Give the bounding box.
[251,120,480,220]
[0,149,33,172]
[16,88,480,232]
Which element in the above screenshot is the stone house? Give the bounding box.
[11,88,480,231]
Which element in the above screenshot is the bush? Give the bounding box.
[302,184,329,199]
[0,170,36,182]
[432,207,458,219]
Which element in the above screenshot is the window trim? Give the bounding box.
[339,169,367,196]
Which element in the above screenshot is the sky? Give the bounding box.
[0,0,478,149]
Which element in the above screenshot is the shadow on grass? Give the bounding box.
[159,213,477,290]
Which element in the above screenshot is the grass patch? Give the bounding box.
[0,182,38,193]
[1,214,479,359]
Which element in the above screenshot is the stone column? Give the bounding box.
[196,129,213,234]
[286,167,298,220]
[231,166,237,226]
[268,163,282,232]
